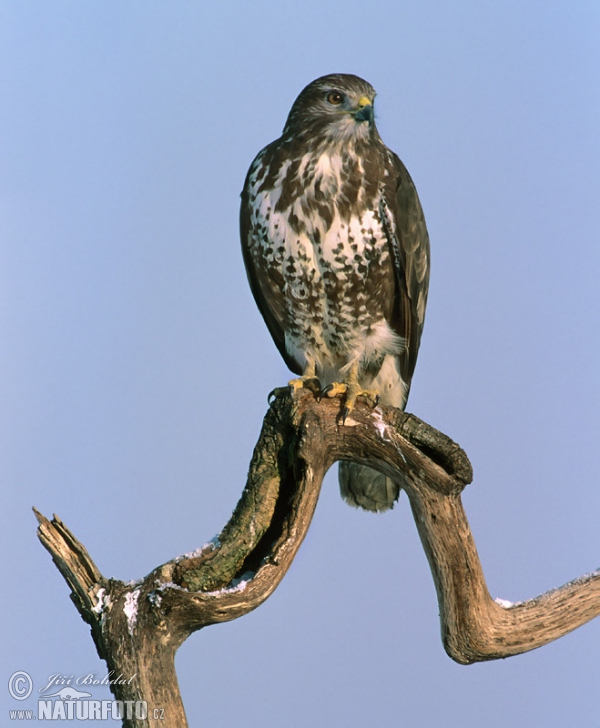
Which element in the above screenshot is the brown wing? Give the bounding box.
[380,151,430,395]
[239,159,302,375]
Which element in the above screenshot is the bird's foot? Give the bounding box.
[321,381,380,423]
[268,375,322,403]
[288,375,322,396]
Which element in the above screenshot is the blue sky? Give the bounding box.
[1,2,599,725]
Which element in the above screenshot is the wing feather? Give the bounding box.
[380,152,430,397]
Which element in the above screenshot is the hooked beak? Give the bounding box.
[354,95,374,123]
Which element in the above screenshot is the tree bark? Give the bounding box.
[36,389,600,726]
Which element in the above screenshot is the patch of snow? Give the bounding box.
[231,571,255,588]
[174,536,221,563]
[575,568,600,582]
[205,571,256,596]
[548,569,600,595]
[494,598,515,609]
[123,589,141,636]
[156,581,187,592]
[92,588,106,614]
[147,591,162,608]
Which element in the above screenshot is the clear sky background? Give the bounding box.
[1,2,599,726]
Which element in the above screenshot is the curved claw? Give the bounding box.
[330,382,380,424]
[297,376,322,395]
[320,383,334,399]
[288,375,321,396]
[321,382,347,400]
[268,386,291,403]
[268,375,324,402]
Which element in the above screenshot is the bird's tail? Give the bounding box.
[338,355,407,512]
[338,461,401,512]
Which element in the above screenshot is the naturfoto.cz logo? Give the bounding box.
[8,671,164,722]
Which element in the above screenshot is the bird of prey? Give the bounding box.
[240,74,430,511]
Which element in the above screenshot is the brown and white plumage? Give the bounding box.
[240,74,430,511]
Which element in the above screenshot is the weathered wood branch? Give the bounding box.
[36,389,600,726]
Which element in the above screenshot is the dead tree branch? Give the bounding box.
[36,389,600,726]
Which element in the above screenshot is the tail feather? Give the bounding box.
[338,462,401,512]
[338,355,407,512]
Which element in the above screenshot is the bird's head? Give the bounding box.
[282,74,377,145]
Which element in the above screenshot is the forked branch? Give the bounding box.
[36,390,600,726]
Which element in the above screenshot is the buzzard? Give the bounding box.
[240,74,430,511]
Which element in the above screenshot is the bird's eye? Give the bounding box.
[326,91,344,106]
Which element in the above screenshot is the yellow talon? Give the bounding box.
[268,363,319,403]
[322,371,380,423]
[343,382,379,415]
[288,376,315,393]
[287,360,321,396]
[321,361,381,422]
